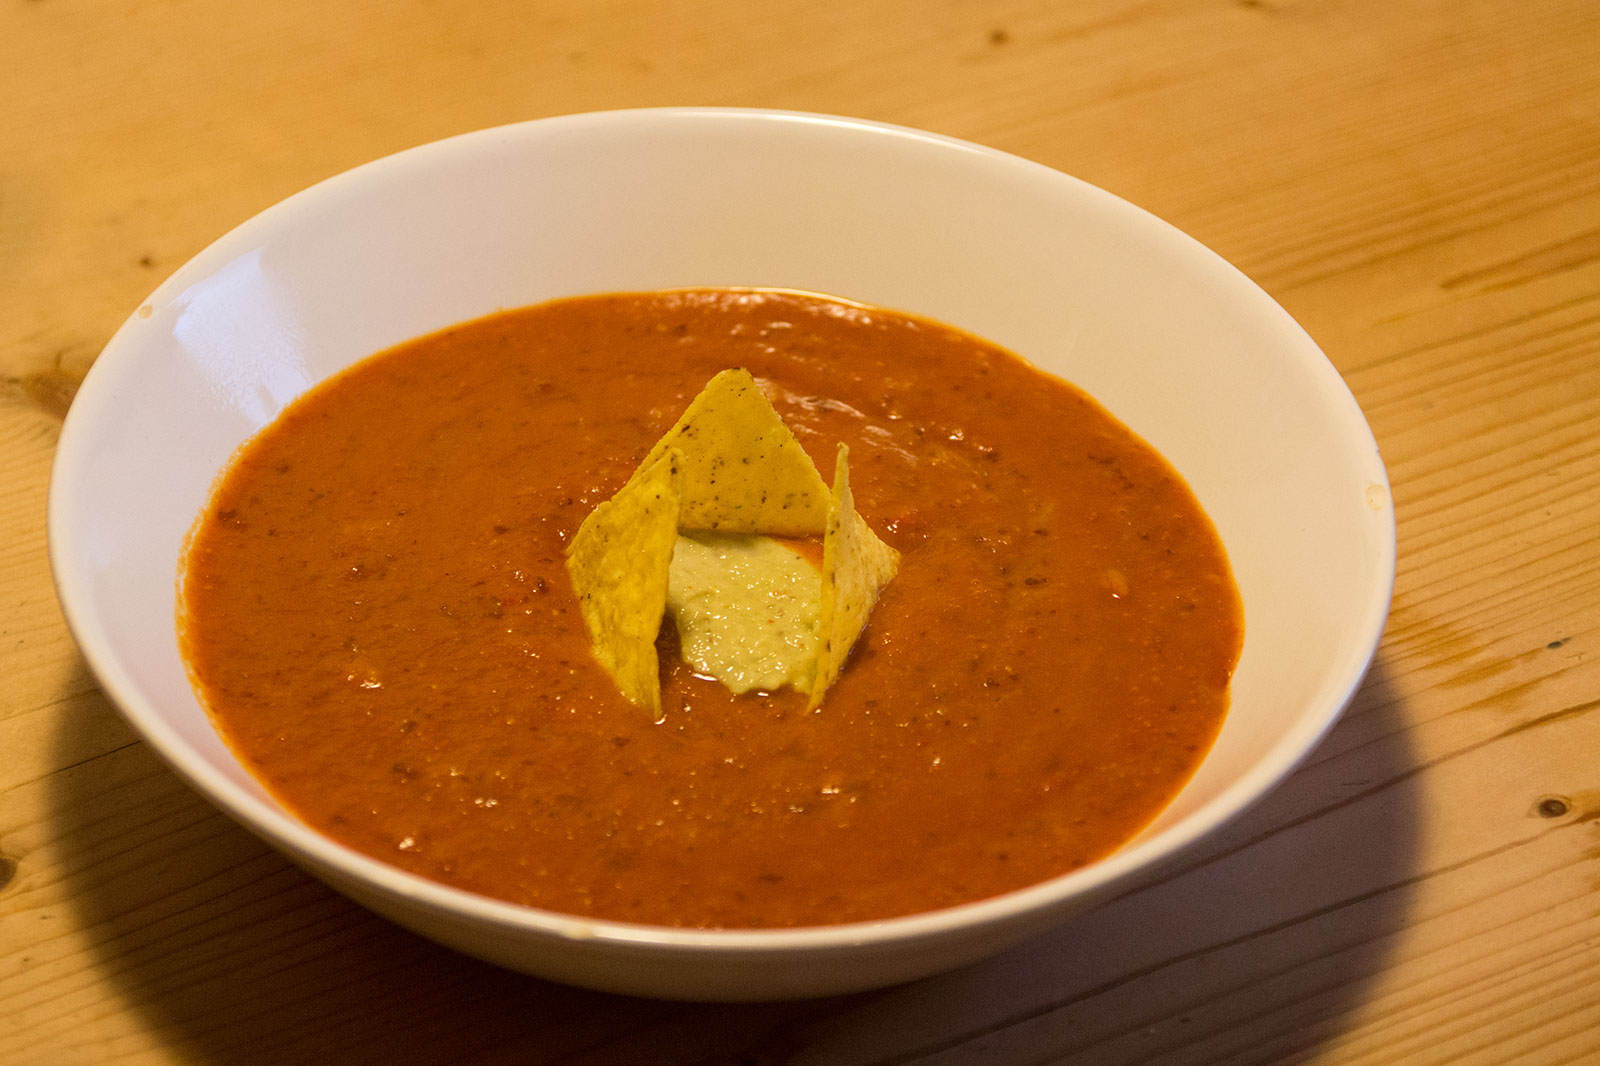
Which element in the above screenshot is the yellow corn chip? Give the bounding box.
[808,444,901,709]
[568,374,899,714]
[631,368,830,535]
[564,448,684,716]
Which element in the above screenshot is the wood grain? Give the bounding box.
[4,0,1599,1062]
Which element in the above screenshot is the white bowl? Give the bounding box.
[49,108,1394,1000]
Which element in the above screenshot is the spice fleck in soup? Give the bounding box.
[179,289,1242,929]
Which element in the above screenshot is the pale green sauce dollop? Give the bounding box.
[666,531,821,694]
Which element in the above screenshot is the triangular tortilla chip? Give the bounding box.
[567,374,899,714]
[564,448,684,716]
[808,445,901,709]
[630,368,830,535]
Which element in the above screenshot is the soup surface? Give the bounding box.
[180,289,1242,929]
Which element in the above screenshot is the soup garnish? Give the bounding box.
[566,368,898,715]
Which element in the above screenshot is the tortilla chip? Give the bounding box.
[631,368,830,535]
[564,448,684,716]
[808,444,901,709]
[568,375,900,714]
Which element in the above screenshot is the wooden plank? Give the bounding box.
[3,0,1599,1062]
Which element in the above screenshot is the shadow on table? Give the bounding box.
[48,661,1416,1065]
[811,662,1422,1064]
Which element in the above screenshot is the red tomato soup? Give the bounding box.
[179,289,1242,929]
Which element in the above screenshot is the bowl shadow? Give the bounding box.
[797,661,1420,1064]
[45,659,1415,1065]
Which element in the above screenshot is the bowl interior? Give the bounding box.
[50,109,1393,948]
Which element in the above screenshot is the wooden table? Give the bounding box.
[5,1,1598,1062]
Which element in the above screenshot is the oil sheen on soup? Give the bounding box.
[179,289,1243,929]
